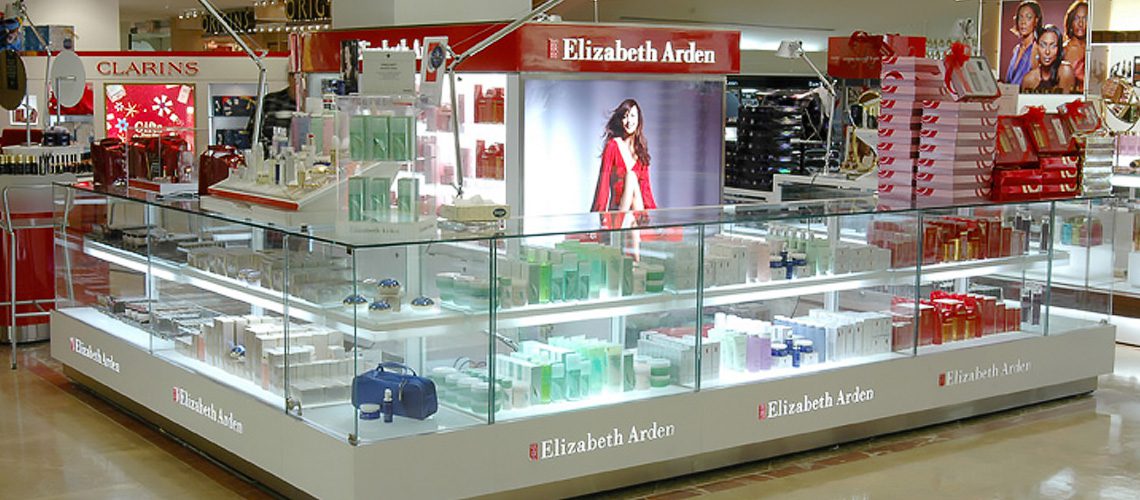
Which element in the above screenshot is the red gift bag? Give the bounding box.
[827,32,926,79]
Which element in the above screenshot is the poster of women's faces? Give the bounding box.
[999,0,1089,94]
[522,78,724,218]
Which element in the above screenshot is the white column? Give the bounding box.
[333,0,530,29]
[24,0,121,50]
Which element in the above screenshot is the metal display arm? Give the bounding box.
[444,0,565,198]
[198,0,267,152]
[15,1,52,145]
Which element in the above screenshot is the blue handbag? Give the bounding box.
[351,362,438,420]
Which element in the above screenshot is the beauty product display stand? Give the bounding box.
[51,183,1115,499]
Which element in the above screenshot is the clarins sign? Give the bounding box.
[96,60,200,77]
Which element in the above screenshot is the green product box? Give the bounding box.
[527,262,542,304]
[310,116,324,152]
[368,116,389,161]
[396,177,419,217]
[348,177,365,221]
[368,177,391,220]
[388,115,412,161]
[621,256,634,297]
[349,116,367,160]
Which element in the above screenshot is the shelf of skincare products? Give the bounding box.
[207,132,337,211]
[429,336,696,422]
[83,229,1062,351]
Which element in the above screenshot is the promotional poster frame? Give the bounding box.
[296,22,740,217]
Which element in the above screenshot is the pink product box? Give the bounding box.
[880,161,916,175]
[920,114,999,127]
[879,108,923,120]
[916,158,994,172]
[881,56,942,73]
[878,113,924,127]
[878,144,919,159]
[881,85,950,98]
[879,176,915,189]
[917,143,995,160]
[880,77,945,90]
[880,98,925,111]
[922,100,1000,113]
[881,68,944,83]
[879,128,922,141]
[919,136,994,149]
[919,128,997,141]
[914,185,991,202]
[915,172,992,188]
[878,183,915,196]
[919,122,997,134]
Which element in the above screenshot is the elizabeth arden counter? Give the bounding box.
[51,184,1115,499]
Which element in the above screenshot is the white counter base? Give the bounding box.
[51,308,1115,499]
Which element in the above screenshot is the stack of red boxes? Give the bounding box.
[913,98,1000,206]
[890,291,1022,349]
[991,107,1081,202]
[877,56,944,207]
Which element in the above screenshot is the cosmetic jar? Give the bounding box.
[359,403,381,420]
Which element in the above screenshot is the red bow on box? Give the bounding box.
[944,42,970,96]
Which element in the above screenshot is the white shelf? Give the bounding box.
[82,239,1057,342]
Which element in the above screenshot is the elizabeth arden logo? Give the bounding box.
[939,359,1031,387]
[547,38,560,59]
[69,337,120,373]
[758,386,875,421]
[529,421,675,462]
[172,386,244,434]
[555,38,717,64]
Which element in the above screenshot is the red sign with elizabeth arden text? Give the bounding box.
[298,23,739,74]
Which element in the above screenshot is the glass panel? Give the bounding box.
[702,209,918,388]
[491,222,702,423]
[1046,198,1115,333]
[913,201,1057,354]
[57,188,161,352]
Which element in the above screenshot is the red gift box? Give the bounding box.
[922,99,1000,115]
[92,138,127,186]
[828,32,927,79]
[128,134,189,182]
[1057,99,1100,135]
[1022,108,1077,156]
[994,116,1037,166]
[199,145,244,196]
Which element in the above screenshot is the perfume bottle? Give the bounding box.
[382,388,394,423]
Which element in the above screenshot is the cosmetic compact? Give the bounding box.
[343,294,369,311]
[368,300,393,314]
[229,344,246,361]
[410,296,436,311]
[377,278,403,311]
[359,403,382,420]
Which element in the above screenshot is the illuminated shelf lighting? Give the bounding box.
[82,239,1060,342]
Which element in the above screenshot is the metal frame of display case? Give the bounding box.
[50,183,1116,499]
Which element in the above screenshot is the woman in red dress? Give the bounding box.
[590,99,656,212]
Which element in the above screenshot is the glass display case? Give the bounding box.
[50,183,1117,498]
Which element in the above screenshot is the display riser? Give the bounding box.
[51,309,1115,499]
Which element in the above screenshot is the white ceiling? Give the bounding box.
[119,0,253,22]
